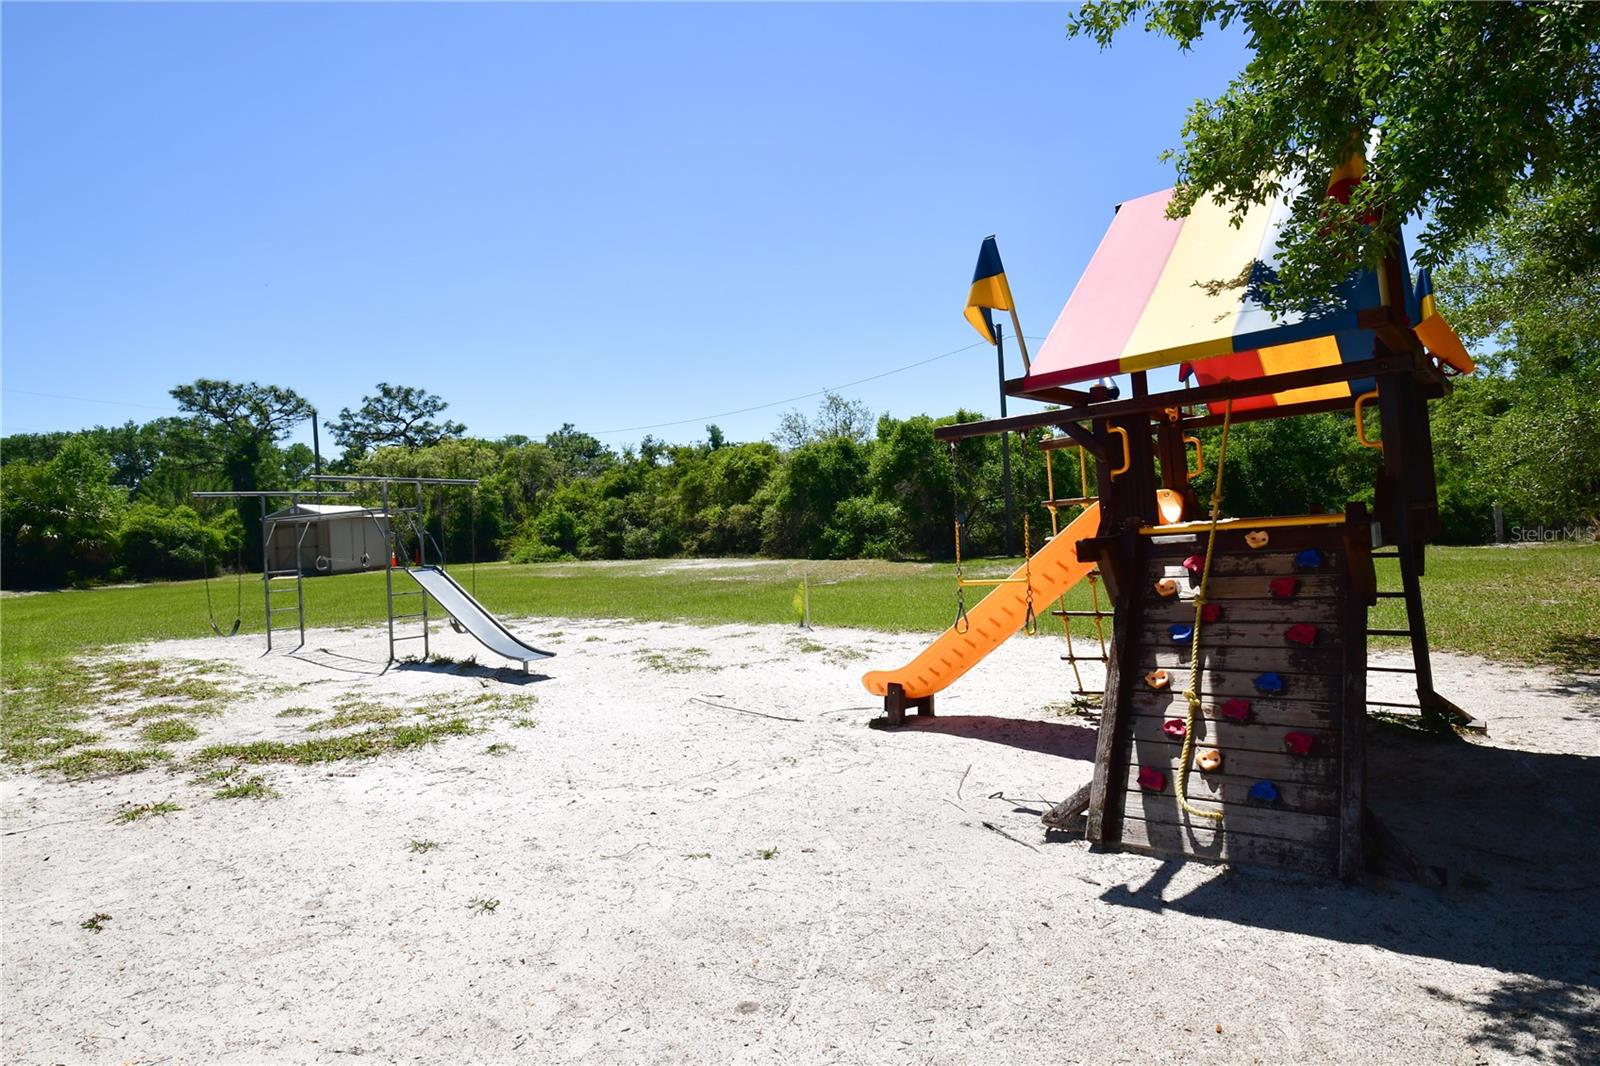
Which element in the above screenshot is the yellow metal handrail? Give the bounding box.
[1354,390,1383,451]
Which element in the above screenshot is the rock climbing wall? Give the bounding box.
[1093,523,1369,878]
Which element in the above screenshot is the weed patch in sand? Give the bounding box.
[214,774,279,800]
[114,801,182,824]
[46,747,169,779]
[636,647,718,673]
[197,717,474,766]
[138,718,200,744]
[305,701,411,732]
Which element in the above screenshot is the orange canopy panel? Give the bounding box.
[1020,187,1471,412]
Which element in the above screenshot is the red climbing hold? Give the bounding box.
[1220,698,1251,722]
[1182,554,1205,573]
[1284,731,1316,756]
[1269,577,1300,599]
[1137,766,1167,791]
[1201,602,1222,623]
[1162,718,1186,738]
[1285,623,1318,646]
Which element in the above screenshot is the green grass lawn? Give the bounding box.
[3,545,1597,684]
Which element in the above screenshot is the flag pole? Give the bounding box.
[1007,307,1030,371]
[996,322,1017,558]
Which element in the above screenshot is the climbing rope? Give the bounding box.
[1176,398,1235,824]
[949,442,970,634]
[1022,510,1038,636]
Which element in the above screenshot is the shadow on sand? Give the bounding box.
[875,706,1600,1061]
[890,713,1097,759]
[394,657,550,685]
[1096,724,1600,1063]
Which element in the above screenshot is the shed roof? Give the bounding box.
[265,503,389,521]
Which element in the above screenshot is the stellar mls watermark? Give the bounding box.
[1510,525,1597,543]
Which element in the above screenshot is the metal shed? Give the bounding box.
[264,503,390,576]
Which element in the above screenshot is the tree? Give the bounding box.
[0,438,127,587]
[326,383,466,460]
[1430,184,1600,536]
[772,392,875,448]
[171,379,313,563]
[1066,2,1600,310]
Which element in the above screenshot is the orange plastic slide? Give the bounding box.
[862,503,1102,700]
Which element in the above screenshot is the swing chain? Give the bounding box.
[949,442,971,634]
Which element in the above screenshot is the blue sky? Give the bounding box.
[2,2,1255,450]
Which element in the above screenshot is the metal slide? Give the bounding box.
[404,566,555,671]
[861,503,1102,700]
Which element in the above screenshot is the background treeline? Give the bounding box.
[2,359,1594,590]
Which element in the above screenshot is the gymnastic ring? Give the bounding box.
[361,552,371,568]
[315,555,330,573]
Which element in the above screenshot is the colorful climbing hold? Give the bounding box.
[1145,669,1171,690]
[1137,766,1167,792]
[1154,578,1179,597]
[1254,672,1286,694]
[1268,577,1300,599]
[1196,748,1223,773]
[1245,530,1270,549]
[1220,698,1252,722]
[1182,554,1205,573]
[1200,602,1222,623]
[1294,548,1322,569]
[1170,623,1193,644]
[1162,718,1187,738]
[1248,780,1279,803]
[1285,623,1319,646]
[1283,731,1316,756]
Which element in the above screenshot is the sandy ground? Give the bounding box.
[3,616,1598,1065]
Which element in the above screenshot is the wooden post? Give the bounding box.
[1338,502,1370,880]
[883,683,933,727]
[1086,519,1145,845]
[885,683,907,727]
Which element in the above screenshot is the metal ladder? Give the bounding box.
[383,487,431,662]
[263,518,310,652]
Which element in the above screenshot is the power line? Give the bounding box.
[1,388,180,414]
[590,337,1047,436]
[3,333,1055,439]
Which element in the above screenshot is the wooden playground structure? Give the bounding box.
[864,180,1478,879]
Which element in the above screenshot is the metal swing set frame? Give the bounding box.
[192,474,480,661]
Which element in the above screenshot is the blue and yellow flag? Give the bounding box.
[1412,268,1474,374]
[964,235,1014,345]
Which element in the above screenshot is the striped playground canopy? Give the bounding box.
[1021,186,1471,411]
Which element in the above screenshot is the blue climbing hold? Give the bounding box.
[1169,623,1193,644]
[1249,780,1279,803]
[1254,671,1286,694]
[1295,548,1322,569]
